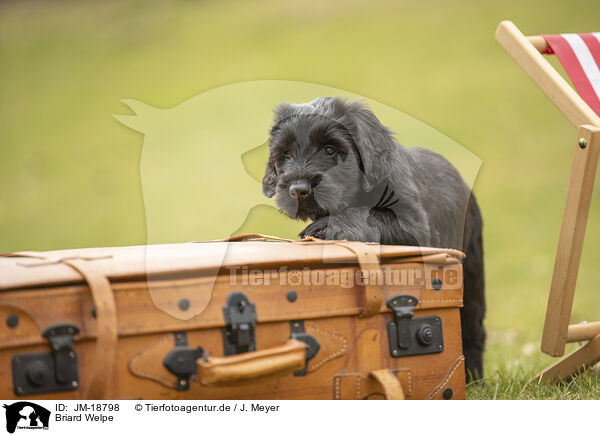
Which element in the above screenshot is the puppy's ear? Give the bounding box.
[262,153,277,198]
[340,100,395,192]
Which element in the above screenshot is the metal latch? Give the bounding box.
[386,295,444,358]
[222,291,257,356]
[12,323,80,396]
[163,332,204,391]
[289,321,320,376]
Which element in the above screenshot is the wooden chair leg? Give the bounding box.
[542,125,600,356]
[536,334,600,383]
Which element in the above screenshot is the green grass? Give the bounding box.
[1,0,600,399]
[468,368,600,400]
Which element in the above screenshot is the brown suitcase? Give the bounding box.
[0,235,466,400]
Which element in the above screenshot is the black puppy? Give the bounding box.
[262,97,485,381]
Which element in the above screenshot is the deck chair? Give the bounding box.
[496,21,600,383]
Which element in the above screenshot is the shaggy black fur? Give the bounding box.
[262,97,485,380]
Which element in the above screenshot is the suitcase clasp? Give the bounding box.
[387,295,417,350]
[12,323,80,396]
[386,295,444,358]
[222,291,257,356]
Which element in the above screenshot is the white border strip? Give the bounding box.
[562,33,600,99]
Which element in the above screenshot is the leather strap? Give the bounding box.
[212,233,321,243]
[62,258,117,399]
[368,369,405,400]
[10,252,118,400]
[333,369,411,399]
[333,242,384,317]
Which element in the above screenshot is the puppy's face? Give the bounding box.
[264,112,363,221]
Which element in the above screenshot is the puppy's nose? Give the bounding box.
[289,181,311,199]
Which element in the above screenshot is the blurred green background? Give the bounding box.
[1,0,599,397]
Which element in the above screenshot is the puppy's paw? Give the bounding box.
[300,217,361,241]
[299,217,330,239]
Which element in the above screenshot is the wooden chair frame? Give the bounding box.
[496,21,600,382]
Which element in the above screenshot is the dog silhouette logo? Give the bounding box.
[3,402,50,434]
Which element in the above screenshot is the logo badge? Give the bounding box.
[3,402,50,434]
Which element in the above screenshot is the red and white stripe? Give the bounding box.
[543,32,600,116]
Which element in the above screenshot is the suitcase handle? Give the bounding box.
[196,339,307,385]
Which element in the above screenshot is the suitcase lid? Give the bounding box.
[0,237,464,291]
[0,237,465,357]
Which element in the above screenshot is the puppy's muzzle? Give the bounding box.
[289,181,311,199]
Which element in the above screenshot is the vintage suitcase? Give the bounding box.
[0,235,466,400]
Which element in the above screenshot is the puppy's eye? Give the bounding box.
[282,150,292,159]
[324,146,336,155]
